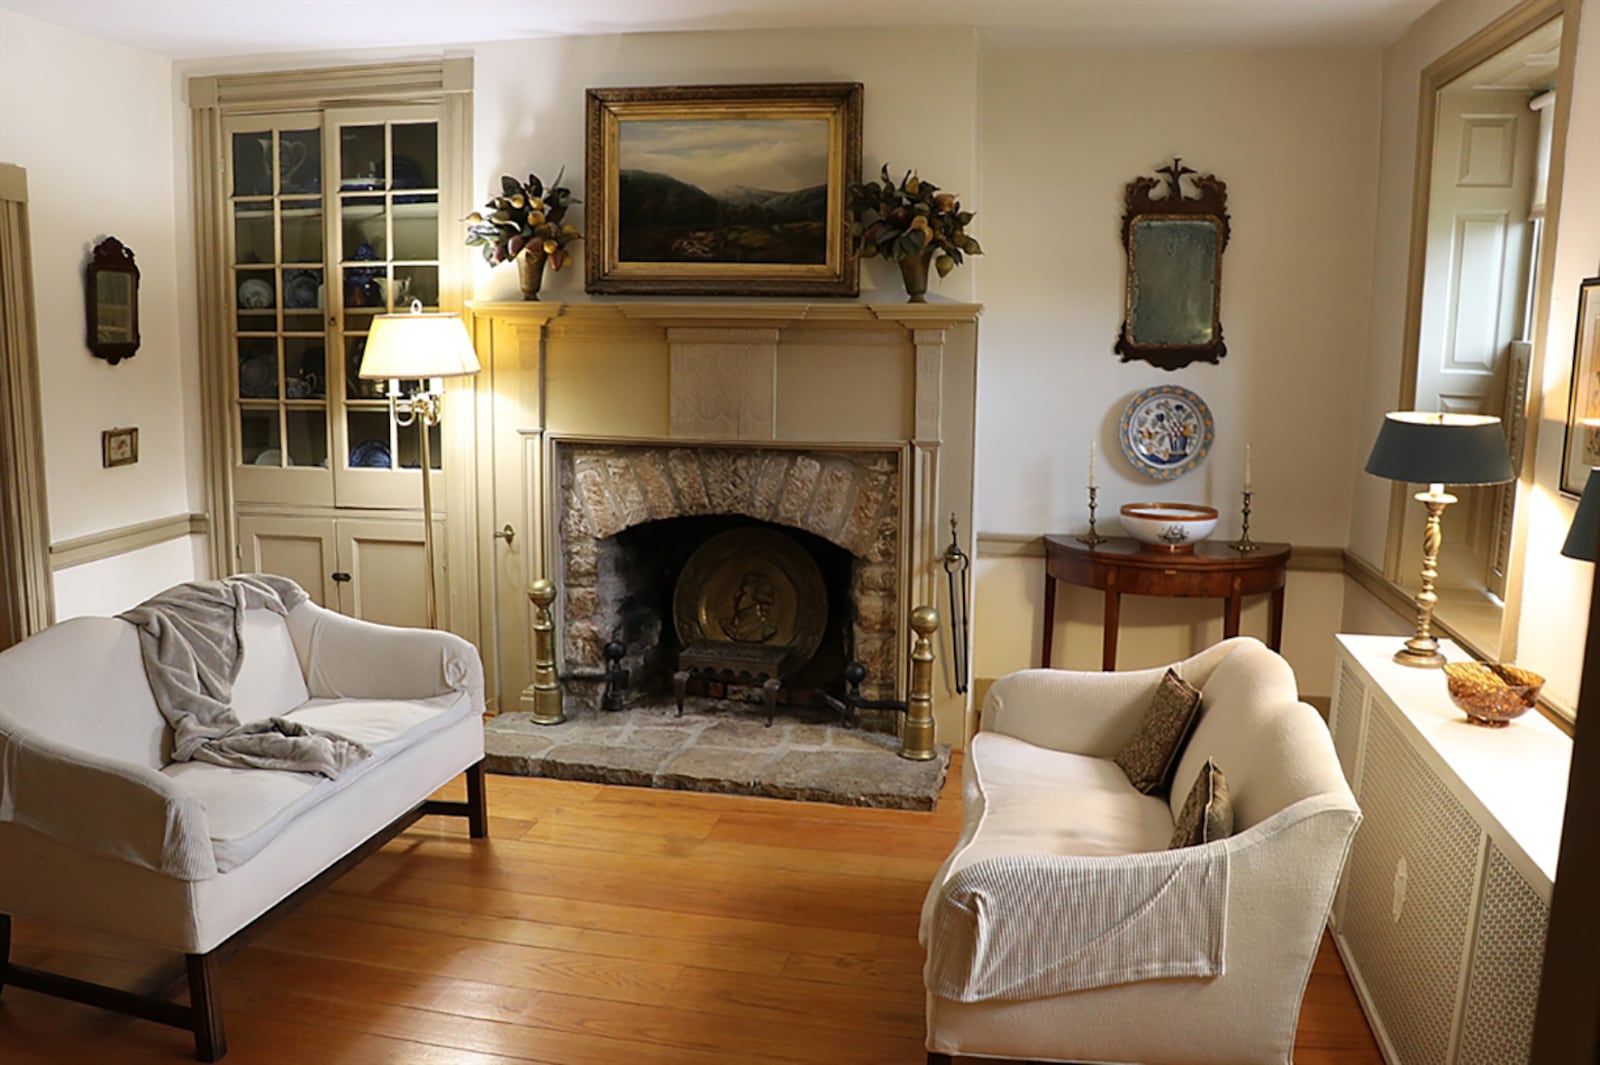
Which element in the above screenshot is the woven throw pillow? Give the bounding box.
[1169,758,1234,849]
[1112,668,1202,796]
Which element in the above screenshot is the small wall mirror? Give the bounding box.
[86,236,140,365]
[1114,159,1230,371]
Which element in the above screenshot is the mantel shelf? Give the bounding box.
[463,299,983,328]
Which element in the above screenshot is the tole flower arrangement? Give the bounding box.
[847,165,982,301]
[466,171,581,298]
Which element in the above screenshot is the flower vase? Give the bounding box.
[516,247,548,301]
[898,249,935,303]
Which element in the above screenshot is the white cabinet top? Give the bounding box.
[1337,633,1572,887]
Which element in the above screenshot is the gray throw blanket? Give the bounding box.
[119,574,371,778]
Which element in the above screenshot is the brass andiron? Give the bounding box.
[1076,486,1108,546]
[523,578,566,724]
[901,606,940,761]
[1229,489,1258,552]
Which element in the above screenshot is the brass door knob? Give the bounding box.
[493,524,515,545]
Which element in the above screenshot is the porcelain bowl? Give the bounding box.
[1119,502,1219,552]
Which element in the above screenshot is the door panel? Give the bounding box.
[237,515,338,606]
[336,517,444,628]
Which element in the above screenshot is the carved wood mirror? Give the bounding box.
[1114,159,1230,371]
[86,236,140,365]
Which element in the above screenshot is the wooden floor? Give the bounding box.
[0,761,1383,1064]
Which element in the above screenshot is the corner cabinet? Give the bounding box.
[1328,634,1570,1065]
[190,62,474,631]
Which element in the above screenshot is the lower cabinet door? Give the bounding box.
[236,515,339,607]
[335,517,445,629]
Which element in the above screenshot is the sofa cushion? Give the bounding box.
[161,690,472,872]
[1169,757,1233,848]
[1112,668,1201,796]
[950,732,1174,876]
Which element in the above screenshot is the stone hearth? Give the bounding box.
[484,698,950,810]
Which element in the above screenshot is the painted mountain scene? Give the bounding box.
[616,118,830,264]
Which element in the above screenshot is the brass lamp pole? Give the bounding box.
[358,300,480,629]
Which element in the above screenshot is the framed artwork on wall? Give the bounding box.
[1561,276,1600,496]
[101,427,138,468]
[584,82,862,297]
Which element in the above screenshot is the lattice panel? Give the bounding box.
[1340,710,1481,1065]
[1331,661,1366,786]
[1456,844,1549,1065]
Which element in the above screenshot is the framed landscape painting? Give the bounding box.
[585,83,862,296]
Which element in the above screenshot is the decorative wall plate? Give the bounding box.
[1119,385,1215,481]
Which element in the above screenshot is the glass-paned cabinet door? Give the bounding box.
[225,113,335,507]
[328,105,447,510]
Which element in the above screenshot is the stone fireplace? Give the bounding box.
[456,301,981,746]
[556,442,903,707]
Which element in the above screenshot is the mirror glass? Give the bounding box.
[1397,15,1562,656]
[1128,218,1221,346]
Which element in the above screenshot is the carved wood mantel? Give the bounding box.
[456,300,981,746]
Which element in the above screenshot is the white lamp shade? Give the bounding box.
[358,307,480,380]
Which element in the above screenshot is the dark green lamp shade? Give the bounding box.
[1563,468,1600,562]
[1364,412,1515,486]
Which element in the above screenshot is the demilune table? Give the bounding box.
[1040,535,1292,671]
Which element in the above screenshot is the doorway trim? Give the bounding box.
[0,162,55,646]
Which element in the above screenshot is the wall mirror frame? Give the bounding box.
[1114,158,1230,371]
[85,235,140,365]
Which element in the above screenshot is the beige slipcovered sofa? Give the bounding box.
[920,637,1360,1065]
[0,581,487,1060]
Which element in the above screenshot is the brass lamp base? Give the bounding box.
[1393,638,1447,669]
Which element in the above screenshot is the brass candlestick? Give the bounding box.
[1229,490,1259,552]
[1076,486,1108,546]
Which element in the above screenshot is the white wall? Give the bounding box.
[1352,0,1600,713]
[0,11,204,612]
[468,28,980,305]
[972,48,1383,694]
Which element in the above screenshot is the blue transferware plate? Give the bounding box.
[238,354,277,398]
[284,270,321,309]
[1119,385,1214,481]
[350,439,391,468]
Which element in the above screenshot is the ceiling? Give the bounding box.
[0,0,1447,61]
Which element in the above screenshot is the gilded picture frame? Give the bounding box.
[1560,276,1600,495]
[101,427,139,468]
[584,82,862,296]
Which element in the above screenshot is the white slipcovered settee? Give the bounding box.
[921,637,1360,1065]
[0,577,487,1060]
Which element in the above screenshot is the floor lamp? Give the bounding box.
[1364,411,1514,667]
[358,300,480,629]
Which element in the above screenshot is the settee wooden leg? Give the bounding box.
[187,952,227,1062]
[927,1053,952,1065]
[466,759,489,839]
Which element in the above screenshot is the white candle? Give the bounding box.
[1089,440,1097,489]
[1244,444,1253,492]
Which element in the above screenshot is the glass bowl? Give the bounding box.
[1442,661,1545,728]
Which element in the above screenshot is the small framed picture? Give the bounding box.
[102,427,139,468]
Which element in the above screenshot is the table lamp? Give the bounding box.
[1364,411,1514,667]
[1562,468,1600,562]
[358,300,480,629]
